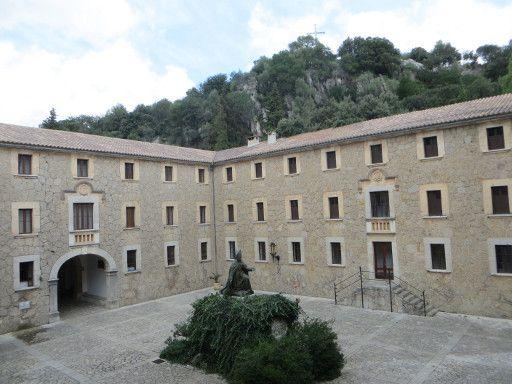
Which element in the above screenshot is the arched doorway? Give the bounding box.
[49,247,118,322]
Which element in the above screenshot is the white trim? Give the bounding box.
[67,195,100,246]
[364,184,395,219]
[325,237,345,267]
[488,238,512,276]
[13,255,41,291]
[164,241,180,267]
[123,245,141,273]
[424,237,452,273]
[254,237,269,263]
[287,237,305,265]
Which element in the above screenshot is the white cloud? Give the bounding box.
[0,0,136,46]
[0,40,194,125]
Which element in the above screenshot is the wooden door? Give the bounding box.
[373,242,393,279]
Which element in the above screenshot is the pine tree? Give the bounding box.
[40,108,58,129]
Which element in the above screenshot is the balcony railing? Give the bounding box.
[366,218,395,233]
[69,230,99,246]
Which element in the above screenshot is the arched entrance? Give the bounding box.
[49,247,118,322]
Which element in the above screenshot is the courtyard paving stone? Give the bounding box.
[0,288,511,383]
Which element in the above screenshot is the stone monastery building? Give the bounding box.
[1,94,512,333]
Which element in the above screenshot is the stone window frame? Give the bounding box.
[419,183,449,218]
[252,198,268,223]
[254,237,270,263]
[478,120,511,153]
[71,155,94,179]
[424,237,452,273]
[198,238,212,262]
[196,202,210,225]
[67,194,100,246]
[225,237,238,261]
[164,241,180,267]
[366,237,400,279]
[162,163,177,183]
[323,191,344,220]
[364,184,395,219]
[11,149,39,177]
[487,238,512,277]
[120,159,140,181]
[11,202,40,237]
[416,130,445,160]
[222,165,236,183]
[325,237,346,267]
[196,166,209,184]
[482,179,512,217]
[251,160,266,180]
[287,237,305,265]
[161,201,178,226]
[285,194,303,222]
[283,153,301,176]
[123,244,141,274]
[321,146,341,171]
[13,254,41,291]
[224,201,237,224]
[364,139,389,166]
[121,201,141,229]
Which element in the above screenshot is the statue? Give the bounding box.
[220,250,254,296]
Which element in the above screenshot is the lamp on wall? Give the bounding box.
[270,242,280,263]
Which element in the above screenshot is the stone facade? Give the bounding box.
[1,115,511,334]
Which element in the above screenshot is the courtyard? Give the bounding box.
[0,289,511,384]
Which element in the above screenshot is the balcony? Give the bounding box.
[69,230,99,246]
[366,218,396,234]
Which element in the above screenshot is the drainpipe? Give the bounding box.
[209,164,218,274]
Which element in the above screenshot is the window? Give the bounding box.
[288,157,297,174]
[226,167,233,182]
[126,206,136,228]
[330,242,342,265]
[328,197,339,219]
[199,205,207,224]
[18,209,33,234]
[228,241,236,259]
[256,202,265,222]
[18,154,32,175]
[423,136,439,158]
[77,159,89,178]
[326,151,337,169]
[19,261,34,288]
[126,249,137,272]
[164,166,174,182]
[200,241,208,261]
[227,204,235,222]
[258,241,267,261]
[198,168,205,183]
[496,245,512,274]
[166,245,176,266]
[430,244,446,270]
[370,191,390,217]
[427,190,443,216]
[254,162,263,178]
[124,162,134,179]
[73,203,93,230]
[491,186,510,214]
[290,199,300,220]
[487,126,505,150]
[292,242,302,263]
[370,144,383,164]
[166,206,174,225]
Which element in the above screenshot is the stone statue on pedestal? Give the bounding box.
[220,250,254,296]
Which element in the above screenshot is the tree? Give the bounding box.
[409,47,429,64]
[477,43,512,81]
[40,108,58,129]
[499,55,512,92]
[427,41,461,68]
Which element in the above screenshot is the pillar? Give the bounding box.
[105,270,119,309]
[48,279,60,323]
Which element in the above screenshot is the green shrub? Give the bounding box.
[291,319,345,381]
[230,335,314,384]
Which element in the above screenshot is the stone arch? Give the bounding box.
[49,247,117,280]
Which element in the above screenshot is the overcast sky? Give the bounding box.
[1,0,511,126]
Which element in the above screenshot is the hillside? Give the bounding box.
[41,36,512,150]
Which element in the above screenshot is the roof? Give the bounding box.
[214,93,512,163]
[0,123,215,163]
[1,93,512,164]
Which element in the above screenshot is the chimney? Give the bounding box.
[268,132,277,144]
[247,136,260,147]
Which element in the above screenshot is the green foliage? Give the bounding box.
[160,294,300,375]
[40,108,58,129]
[499,54,512,92]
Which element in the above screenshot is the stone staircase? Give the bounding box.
[392,284,439,317]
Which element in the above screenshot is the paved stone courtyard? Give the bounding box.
[1,289,511,383]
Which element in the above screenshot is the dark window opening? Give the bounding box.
[326,151,337,169]
[491,186,510,214]
[73,203,94,230]
[126,206,136,228]
[18,154,32,175]
[167,246,176,266]
[227,204,235,222]
[200,242,208,260]
[126,250,137,272]
[77,159,89,178]
[166,206,174,225]
[256,202,265,221]
[165,166,173,181]
[228,241,236,259]
[18,208,33,234]
[487,126,505,150]
[496,244,512,274]
[198,168,205,183]
[226,167,233,182]
[124,162,134,179]
[290,199,300,220]
[427,190,443,216]
[423,136,439,158]
[199,205,207,224]
[19,261,34,287]
[292,242,302,263]
[258,241,266,261]
[254,162,263,178]
[430,243,447,270]
[97,258,105,270]
[370,144,383,164]
[370,191,390,217]
[288,157,297,174]
[328,196,339,219]
[331,242,342,265]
